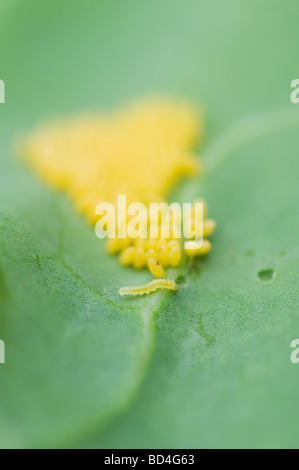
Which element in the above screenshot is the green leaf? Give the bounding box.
[86,121,299,449]
[0,172,162,447]
[0,0,299,449]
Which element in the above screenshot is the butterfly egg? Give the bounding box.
[147,238,158,250]
[168,246,181,267]
[148,258,165,278]
[133,247,146,269]
[106,238,125,255]
[167,239,181,250]
[120,237,134,250]
[203,219,216,237]
[146,247,158,261]
[156,238,167,249]
[134,238,147,249]
[119,246,135,266]
[157,243,169,267]
[185,239,212,258]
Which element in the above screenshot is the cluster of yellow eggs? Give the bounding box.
[22,97,216,289]
[21,98,202,225]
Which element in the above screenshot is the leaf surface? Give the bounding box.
[0,0,298,448]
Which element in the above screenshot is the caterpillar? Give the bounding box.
[119,278,178,296]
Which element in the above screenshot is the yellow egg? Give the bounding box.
[185,239,212,258]
[146,248,157,261]
[106,238,123,255]
[167,240,181,250]
[148,258,165,278]
[119,247,135,266]
[133,247,145,269]
[134,238,147,249]
[203,219,216,237]
[168,246,182,266]
[146,238,156,249]
[157,244,169,267]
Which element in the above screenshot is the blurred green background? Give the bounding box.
[0,0,298,449]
